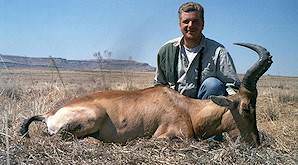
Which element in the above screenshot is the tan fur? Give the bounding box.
[35,86,242,143]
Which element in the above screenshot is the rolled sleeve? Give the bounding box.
[217,48,241,88]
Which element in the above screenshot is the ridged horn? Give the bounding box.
[234,43,273,91]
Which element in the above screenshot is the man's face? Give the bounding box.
[179,11,204,42]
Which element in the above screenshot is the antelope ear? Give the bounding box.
[210,96,233,108]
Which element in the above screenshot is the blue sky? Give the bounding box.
[0,0,297,76]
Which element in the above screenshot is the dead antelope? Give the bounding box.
[20,43,272,146]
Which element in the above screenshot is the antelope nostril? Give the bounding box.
[243,108,250,113]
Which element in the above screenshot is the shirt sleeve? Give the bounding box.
[217,47,241,88]
[154,49,167,86]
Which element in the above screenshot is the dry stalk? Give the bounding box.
[49,56,66,92]
[122,69,135,91]
[0,54,15,87]
[5,112,10,165]
[0,54,9,72]
[94,53,110,90]
[24,56,35,86]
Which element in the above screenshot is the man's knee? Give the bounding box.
[197,77,227,99]
[203,77,225,90]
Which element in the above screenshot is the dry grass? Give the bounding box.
[0,69,297,164]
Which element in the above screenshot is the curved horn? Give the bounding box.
[234,43,273,91]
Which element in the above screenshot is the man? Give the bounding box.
[154,2,240,100]
[154,2,240,141]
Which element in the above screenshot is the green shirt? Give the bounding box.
[154,35,240,98]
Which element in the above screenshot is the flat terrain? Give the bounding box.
[0,68,297,164]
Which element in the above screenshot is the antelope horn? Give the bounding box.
[234,43,273,91]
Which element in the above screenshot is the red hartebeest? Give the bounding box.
[20,43,272,146]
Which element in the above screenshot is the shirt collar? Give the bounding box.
[174,35,207,53]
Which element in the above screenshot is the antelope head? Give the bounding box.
[211,43,273,146]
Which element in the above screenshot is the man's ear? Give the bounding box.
[210,95,233,108]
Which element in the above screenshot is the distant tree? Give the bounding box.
[93,50,111,90]
[103,50,112,59]
[49,56,65,90]
[128,56,133,61]
[93,51,102,60]
[93,51,103,69]
[107,51,112,59]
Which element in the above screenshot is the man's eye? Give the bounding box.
[182,20,189,24]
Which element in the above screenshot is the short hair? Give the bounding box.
[178,2,204,22]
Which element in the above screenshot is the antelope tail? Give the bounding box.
[20,115,45,137]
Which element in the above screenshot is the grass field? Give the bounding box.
[0,68,297,164]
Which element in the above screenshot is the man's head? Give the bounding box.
[178,2,204,22]
[178,2,205,47]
